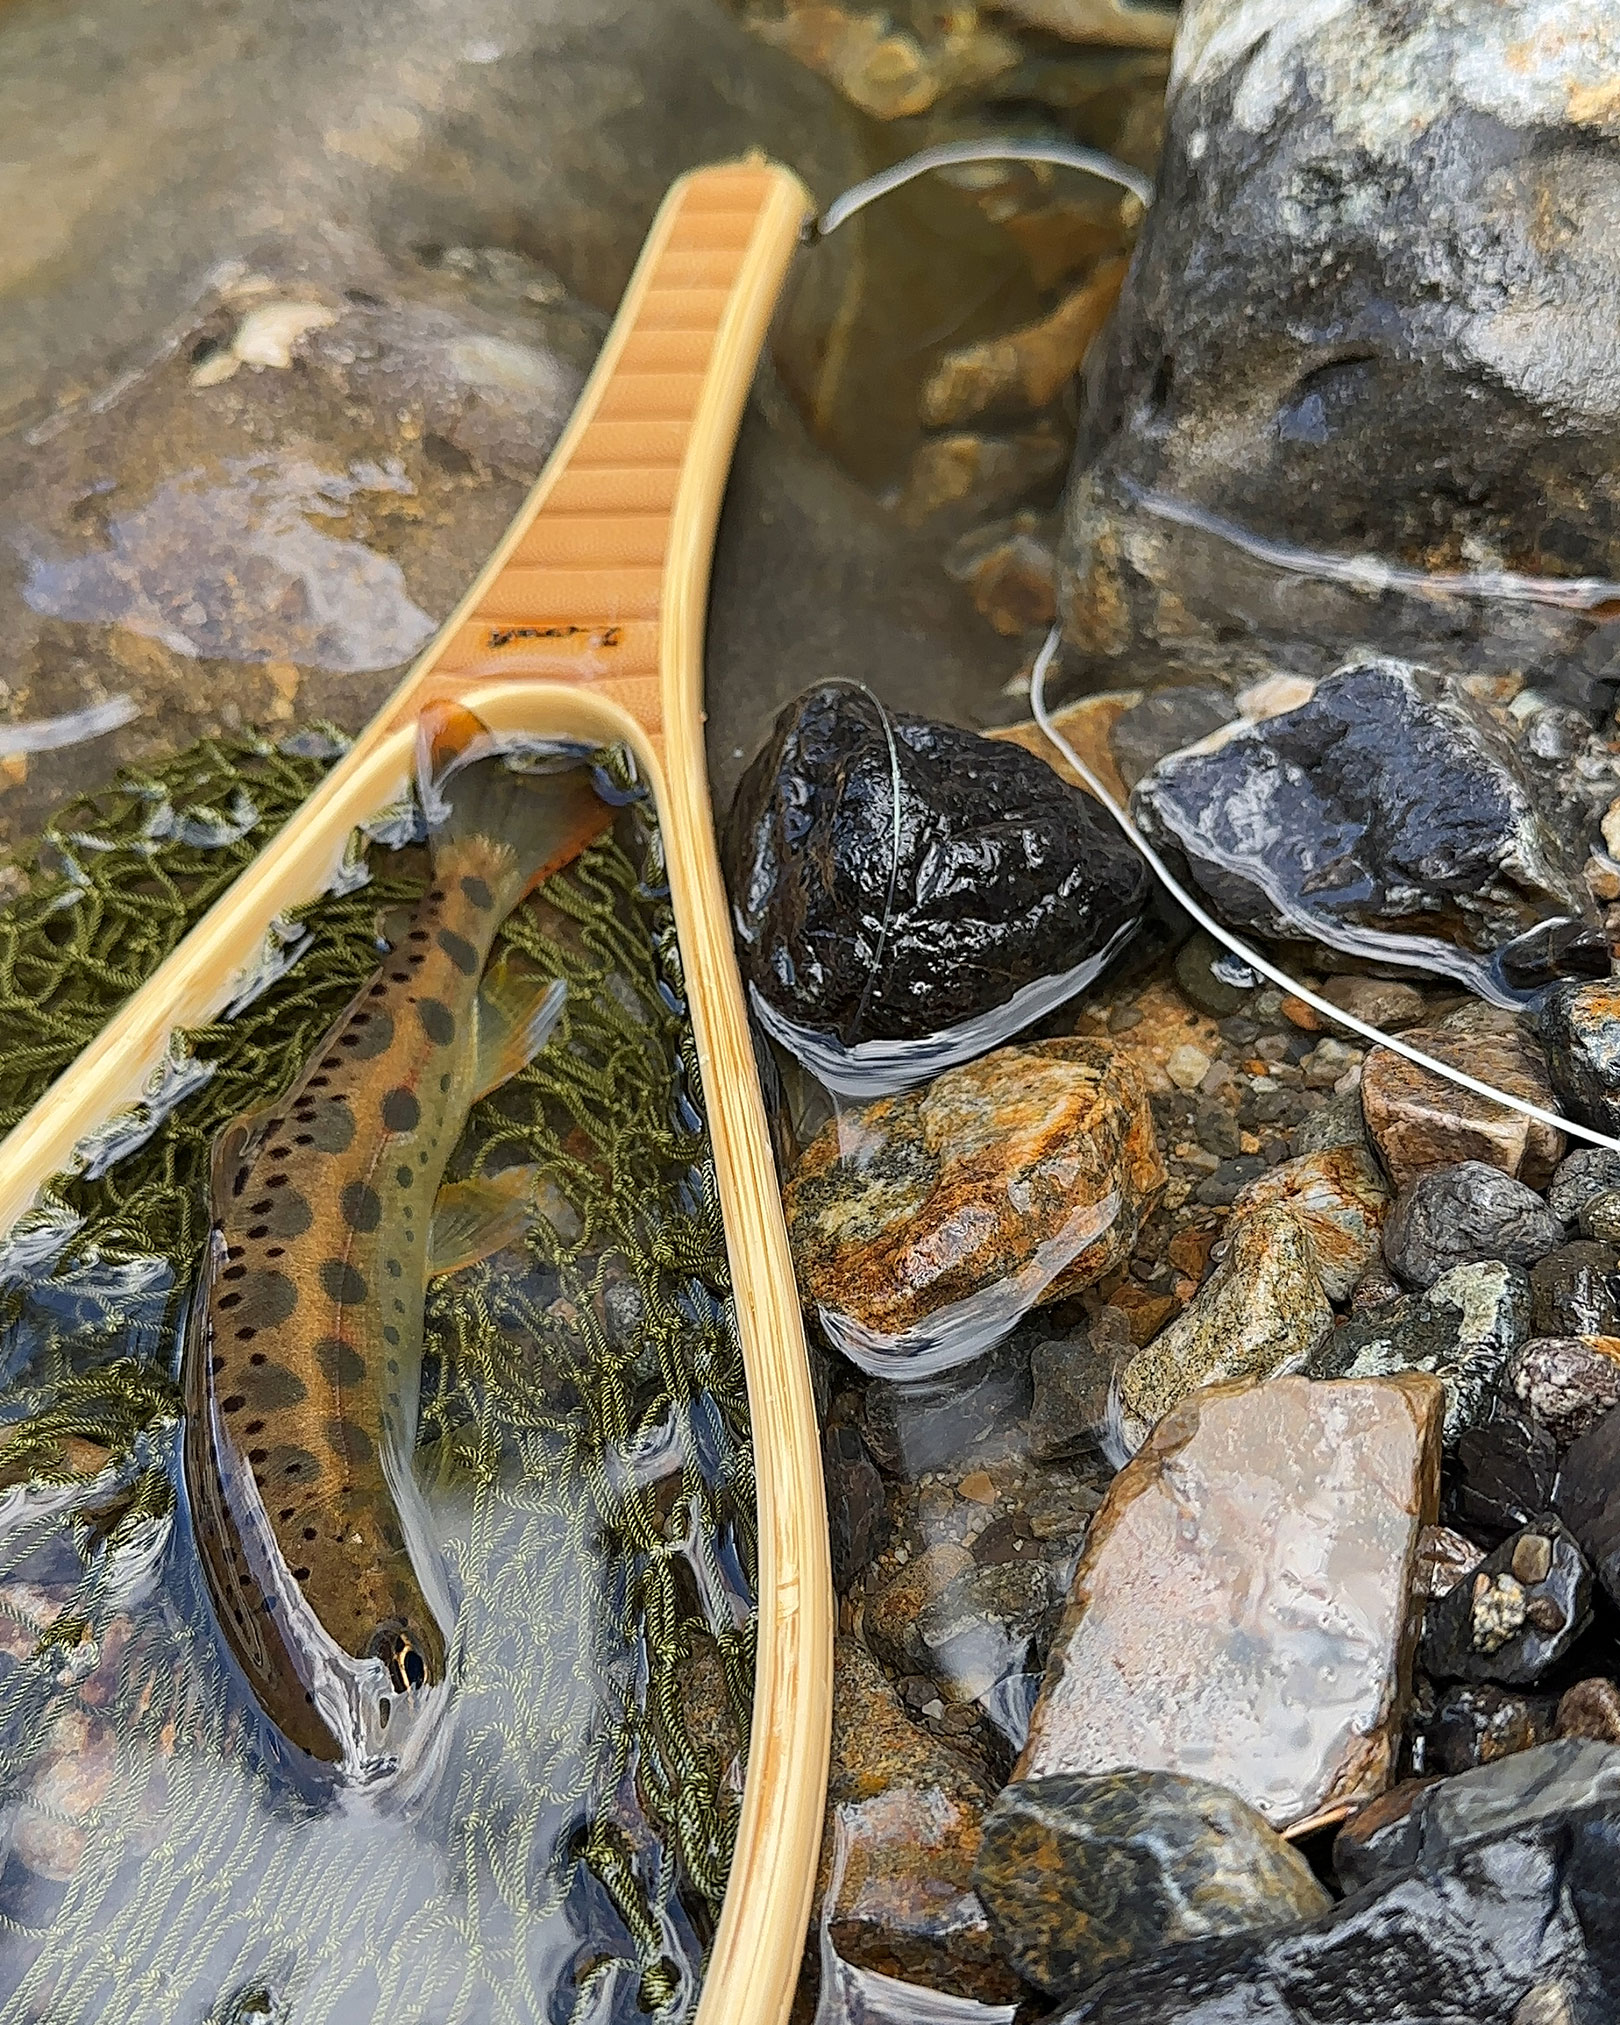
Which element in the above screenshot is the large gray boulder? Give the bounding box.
[1060,0,1620,709]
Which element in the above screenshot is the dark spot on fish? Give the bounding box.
[383,1324,400,1346]
[232,1170,248,1198]
[369,982,387,998]
[389,970,409,984]
[245,1365,308,1409]
[249,1448,268,1465]
[246,1225,269,1240]
[249,1352,266,1366]
[430,887,445,903]
[386,1258,402,1278]
[243,1272,298,1328]
[387,1358,400,1376]
[304,1104,355,1156]
[249,1200,272,1216]
[396,1165,412,1188]
[244,1418,264,1434]
[268,1145,290,1160]
[223,1395,246,1413]
[438,928,478,974]
[226,1245,244,1261]
[293,1567,311,1583]
[309,1076,330,1088]
[279,1506,296,1522]
[417,999,455,1045]
[303,1526,317,1542]
[210,1356,226,1375]
[329,1420,374,1464]
[219,1292,243,1310]
[265,1246,285,1260]
[222,1265,246,1282]
[460,874,494,910]
[382,1088,420,1134]
[235,1328,257,1343]
[322,1057,342,1071]
[345,1009,396,1060]
[440,1074,451,1093]
[295,1134,314,1147]
[266,1175,288,1190]
[341,1181,382,1233]
[409,929,429,943]
[277,1448,318,1482]
[320,1259,368,1306]
[314,1336,367,1387]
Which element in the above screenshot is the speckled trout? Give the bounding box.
[182,705,610,1784]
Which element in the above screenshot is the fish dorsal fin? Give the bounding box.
[427,1169,538,1279]
[473,954,566,1099]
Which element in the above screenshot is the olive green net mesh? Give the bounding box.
[0,730,754,2025]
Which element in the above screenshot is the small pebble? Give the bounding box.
[1167,1044,1213,1091]
[959,1471,997,1505]
[1555,1676,1620,1743]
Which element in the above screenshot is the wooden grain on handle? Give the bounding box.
[0,159,832,2025]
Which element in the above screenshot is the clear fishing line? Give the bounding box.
[809,139,1154,239]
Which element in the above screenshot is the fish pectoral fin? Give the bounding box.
[472,954,566,1099]
[426,1169,540,1278]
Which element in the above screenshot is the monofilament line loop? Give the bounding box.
[809,140,1154,240]
[1028,622,1620,1161]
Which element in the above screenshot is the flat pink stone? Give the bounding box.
[1017,1374,1443,1831]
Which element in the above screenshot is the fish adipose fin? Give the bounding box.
[427,1168,541,1279]
[473,956,566,1098]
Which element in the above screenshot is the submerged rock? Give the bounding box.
[1061,1743,1620,2025]
[1118,1208,1331,1436]
[1308,1260,1531,1447]
[1359,1002,1564,1191]
[1557,1679,1620,1746]
[1421,1519,1594,1689]
[1018,1375,1442,1832]
[784,1038,1164,1379]
[1226,1145,1389,1301]
[1547,1148,1620,1228]
[1059,0,1620,714]
[1507,1336,1620,1448]
[820,1637,1017,2004]
[1555,1407,1620,1610]
[725,687,1148,1092]
[973,1770,1330,2000]
[1383,1163,1562,1290]
[1128,661,1596,997]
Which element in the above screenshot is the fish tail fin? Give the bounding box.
[416,702,613,899]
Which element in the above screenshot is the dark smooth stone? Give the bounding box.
[974,1770,1329,1999]
[860,1332,1034,1477]
[1555,1406,1620,1610]
[1507,1338,1620,1449]
[1530,1243,1620,1340]
[724,685,1148,1054]
[1383,1162,1561,1290]
[1173,930,1257,1018]
[1130,662,1595,994]
[1421,1518,1593,1688]
[1452,1396,1561,1539]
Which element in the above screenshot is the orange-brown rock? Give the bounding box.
[818,1636,1019,2003]
[1228,1144,1391,1301]
[1018,1374,1444,1831]
[784,1038,1164,1368]
[1359,1001,1563,1189]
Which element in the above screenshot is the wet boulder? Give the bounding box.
[725,686,1148,1092]
[1307,1260,1531,1448]
[1019,1374,1442,1833]
[1358,1001,1565,1191]
[1226,1145,1389,1302]
[1118,1208,1331,1437]
[1539,982,1620,1137]
[1060,1751,1620,2025]
[1530,1243,1620,1339]
[783,1038,1164,1378]
[1507,1337,1620,1449]
[1060,0,1620,716]
[1382,1163,1561,1291]
[1454,1398,1562,1540]
[1129,661,1598,1001]
[973,1770,1330,2000]
[1420,1519,1593,1690]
